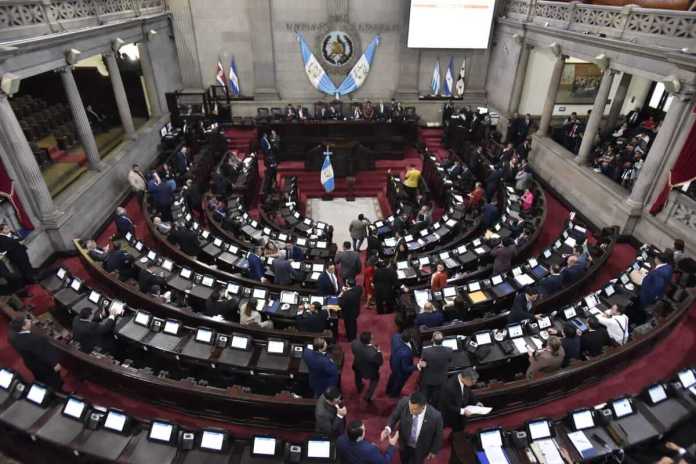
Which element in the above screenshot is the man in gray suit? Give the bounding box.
[417,331,453,407]
[382,392,443,464]
[272,254,293,286]
[351,331,383,402]
[315,386,347,439]
[335,241,362,283]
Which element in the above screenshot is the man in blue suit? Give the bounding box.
[538,264,563,298]
[247,247,265,281]
[302,337,339,398]
[561,255,586,286]
[114,207,134,237]
[482,202,500,229]
[173,146,189,174]
[640,253,673,308]
[337,419,398,464]
[317,263,339,296]
[386,331,416,398]
[414,302,445,328]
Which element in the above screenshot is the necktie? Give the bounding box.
[409,415,419,446]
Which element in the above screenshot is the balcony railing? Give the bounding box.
[501,0,696,49]
[0,0,166,42]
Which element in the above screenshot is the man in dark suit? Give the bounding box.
[414,302,445,328]
[296,302,329,333]
[382,392,444,464]
[315,386,347,439]
[203,290,238,321]
[386,331,416,398]
[114,207,134,237]
[285,242,305,261]
[538,264,564,298]
[138,262,166,293]
[507,287,539,324]
[0,224,34,282]
[580,317,611,357]
[302,337,339,398]
[351,331,383,402]
[102,241,135,280]
[271,255,293,286]
[173,146,190,174]
[418,331,453,407]
[338,279,362,341]
[337,419,398,464]
[374,260,399,314]
[72,306,118,353]
[9,316,63,390]
[170,224,201,257]
[247,247,265,281]
[640,253,673,309]
[85,240,108,262]
[561,255,586,286]
[335,241,362,283]
[481,202,500,229]
[440,368,482,432]
[317,263,340,296]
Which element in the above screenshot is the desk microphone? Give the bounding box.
[591,433,610,450]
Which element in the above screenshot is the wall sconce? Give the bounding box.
[548,42,561,58]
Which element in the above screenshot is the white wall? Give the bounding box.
[518,47,555,115]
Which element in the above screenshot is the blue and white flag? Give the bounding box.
[228,56,240,97]
[337,35,380,96]
[320,146,335,193]
[215,59,226,87]
[443,56,454,97]
[431,59,441,95]
[297,33,337,95]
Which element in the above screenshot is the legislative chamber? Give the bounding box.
[0,0,695,463]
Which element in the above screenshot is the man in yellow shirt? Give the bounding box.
[403,163,421,203]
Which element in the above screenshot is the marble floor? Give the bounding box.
[307,197,382,250]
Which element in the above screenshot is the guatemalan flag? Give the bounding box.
[443,57,454,97]
[337,35,380,96]
[431,59,441,96]
[228,56,240,96]
[215,59,226,87]
[320,146,335,193]
[297,34,337,95]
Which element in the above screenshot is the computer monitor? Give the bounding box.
[195,328,214,344]
[163,320,180,335]
[26,384,48,406]
[103,410,128,433]
[231,335,250,350]
[160,126,167,137]
[441,338,459,351]
[563,307,577,320]
[527,419,551,441]
[475,332,492,345]
[468,282,481,292]
[267,340,286,354]
[571,410,594,430]
[148,420,174,443]
[70,278,82,292]
[62,396,87,420]
[507,324,524,338]
[612,398,633,418]
[252,436,278,456]
[147,250,157,261]
[134,311,151,327]
[648,384,668,404]
[88,290,101,304]
[397,261,409,270]
[252,288,267,300]
[678,369,696,389]
[0,369,13,390]
[201,276,215,287]
[57,267,67,280]
[162,259,174,272]
[442,287,457,298]
[306,439,331,459]
[180,268,193,279]
[281,292,299,305]
[479,428,503,449]
[491,275,503,286]
[200,430,226,452]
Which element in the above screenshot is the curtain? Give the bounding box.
[0,158,33,231]
[649,120,696,215]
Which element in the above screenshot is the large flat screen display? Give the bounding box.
[408,0,496,49]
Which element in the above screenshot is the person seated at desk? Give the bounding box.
[72,306,119,354]
[481,202,500,229]
[526,335,564,379]
[150,284,173,304]
[560,255,586,286]
[328,104,339,120]
[363,101,375,120]
[248,247,266,281]
[491,238,516,275]
[415,302,445,329]
[263,238,280,258]
[521,188,535,213]
[285,103,296,120]
[318,263,340,296]
[430,263,448,293]
[272,253,293,286]
[103,241,135,280]
[297,105,308,120]
[538,264,563,297]
[515,165,533,192]
[303,337,340,398]
[114,206,134,238]
[441,368,482,432]
[549,322,582,367]
[240,300,273,329]
[596,304,629,345]
[507,287,539,324]
[315,386,347,439]
[85,240,108,261]
[169,224,201,257]
[337,419,398,464]
[297,302,329,333]
[416,203,433,227]
[152,216,172,235]
[138,262,166,293]
[352,104,363,120]
[581,316,611,357]
[203,290,238,321]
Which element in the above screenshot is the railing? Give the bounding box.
[664,189,696,235]
[0,0,166,42]
[501,0,696,49]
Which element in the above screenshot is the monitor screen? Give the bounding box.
[397,261,409,270]
[63,397,86,419]
[443,287,457,298]
[296,238,307,246]
[310,296,324,305]
[134,312,151,326]
[480,429,503,449]
[180,268,192,279]
[441,338,458,350]
[213,238,223,248]
[537,317,551,329]
[57,268,67,280]
[88,291,101,304]
[195,328,213,344]
[528,420,551,440]
[253,289,267,300]
[475,332,492,345]
[572,410,594,430]
[508,324,523,338]
[313,264,324,272]
[612,398,633,418]
[281,292,298,305]
[134,241,144,251]
[307,439,331,458]
[226,283,240,295]
[147,251,157,261]
[317,241,327,249]
[160,126,167,137]
[252,436,277,456]
[70,278,82,292]
[263,227,271,235]
[162,259,173,272]
[679,369,696,389]
[163,320,180,335]
[231,335,249,350]
[268,340,285,354]
[469,282,481,292]
[543,249,552,259]
[528,258,538,268]
[648,385,668,404]
[201,430,225,451]
[0,369,13,390]
[564,308,577,319]
[491,275,503,286]
[604,285,615,297]
[149,421,173,442]
[228,245,239,254]
[104,410,127,432]
[201,276,214,287]
[26,384,47,405]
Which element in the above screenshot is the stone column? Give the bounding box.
[0,92,58,221]
[627,91,693,209]
[138,42,162,118]
[537,53,565,137]
[603,72,631,137]
[59,67,101,170]
[508,43,532,114]
[104,52,136,138]
[249,0,279,100]
[576,69,615,165]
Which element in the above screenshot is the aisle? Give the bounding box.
[307,197,382,248]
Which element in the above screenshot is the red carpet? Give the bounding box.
[4,131,696,463]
